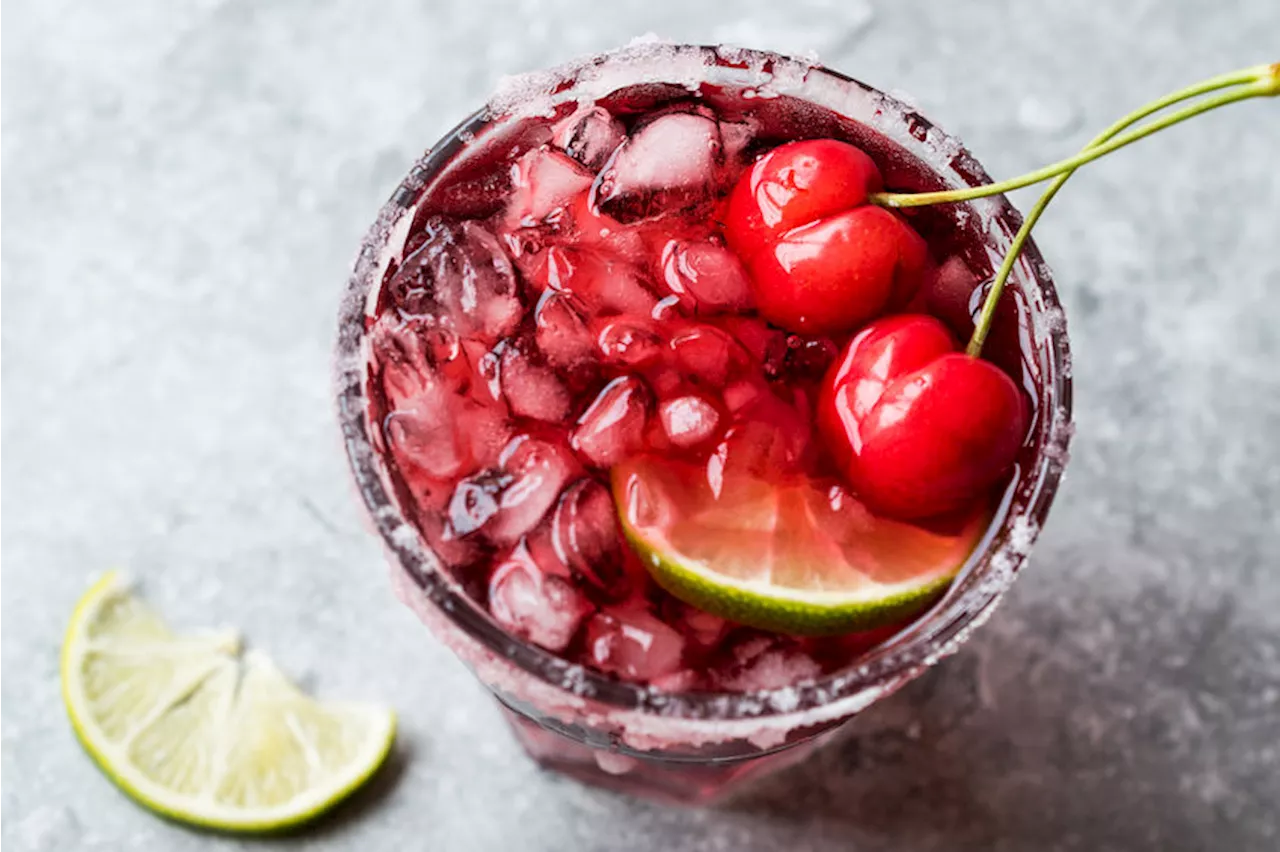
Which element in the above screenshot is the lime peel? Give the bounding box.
[613,458,987,636]
[61,572,396,833]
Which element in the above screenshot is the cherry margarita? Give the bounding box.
[337,44,1072,802]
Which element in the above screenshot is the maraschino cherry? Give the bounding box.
[724,139,928,335]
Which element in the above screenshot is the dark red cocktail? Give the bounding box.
[337,43,1072,803]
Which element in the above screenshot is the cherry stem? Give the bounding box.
[872,64,1278,211]
[959,63,1278,356]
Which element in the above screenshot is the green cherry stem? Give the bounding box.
[871,63,1279,211]
[961,63,1277,356]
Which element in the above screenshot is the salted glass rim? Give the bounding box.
[334,43,1074,724]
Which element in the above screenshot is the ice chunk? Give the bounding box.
[541,247,657,316]
[447,434,579,544]
[550,478,630,598]
[718,119,756,168]
[658,395,722,448]
[713,636,822,691]
[489,542,592,652]
[412,505,488,572]
[663,600,730,650]
[570,376,653,467]
[594,317,665,370]
[460,338,503,406]
[707,394,811,489]
[444,469,507,536]
[378,323,510,481]
[584,607,686,681]
[649,669,701,692]
[503,147,595,231]
[500,340,571,422]
[670,323,748,386]
[660,239,753,314]
[590,112,723,222]
[387,217,522,341]
[553,105,626,171]
[533,290,595,370]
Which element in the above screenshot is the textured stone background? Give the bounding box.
[4,1,1279,850]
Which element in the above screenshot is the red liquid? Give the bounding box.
[366,86,1037,692]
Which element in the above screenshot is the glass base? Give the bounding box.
[498,704,834,804]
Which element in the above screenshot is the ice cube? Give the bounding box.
[461,338,504,406]
[663,600,731,650]
[590,112,724,222]
[584,607,686,681]
[372,317,451,408]
[594,317,665,370]
[570,376,653,467]
[543,247,657,316]
[500,340,572,422]
[388,217,523,342]
[382,349,510,483]
[669,324,748,386]
[707,396,811,489]
[489,541,592,652]
[444,468,508,536]
[713,636,822,691]
[649,669,701,692]
[553,105,626,171]
[413,503,490,572]
[658,395,722,449]
[550,478,629,598]
[503,147,595,231]
[660,239,753,314]
[718,119,756,168]
[534,290,595,371]
[447,433,580,544]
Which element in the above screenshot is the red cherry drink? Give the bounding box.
[340,44,1071,802]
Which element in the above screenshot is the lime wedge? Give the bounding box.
[61,572,396,833]
[612,457,991,635]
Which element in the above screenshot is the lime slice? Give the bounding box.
[612,456,991,635]
[61,572,396,833]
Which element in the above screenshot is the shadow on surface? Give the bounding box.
[274,736,414,843]
[723,581,1280,851]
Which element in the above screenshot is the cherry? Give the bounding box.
[724,139,883,260]
[722,139,928,335]
[746,206,928,335]
[818,314,1027,520]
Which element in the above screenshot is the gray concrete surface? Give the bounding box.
[4,1,1279,850]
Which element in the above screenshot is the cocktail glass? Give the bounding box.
[335,43,1073,805]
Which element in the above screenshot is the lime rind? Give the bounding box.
[61,572,396,833]
[621,521,955,636]
[613,460,975,636]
